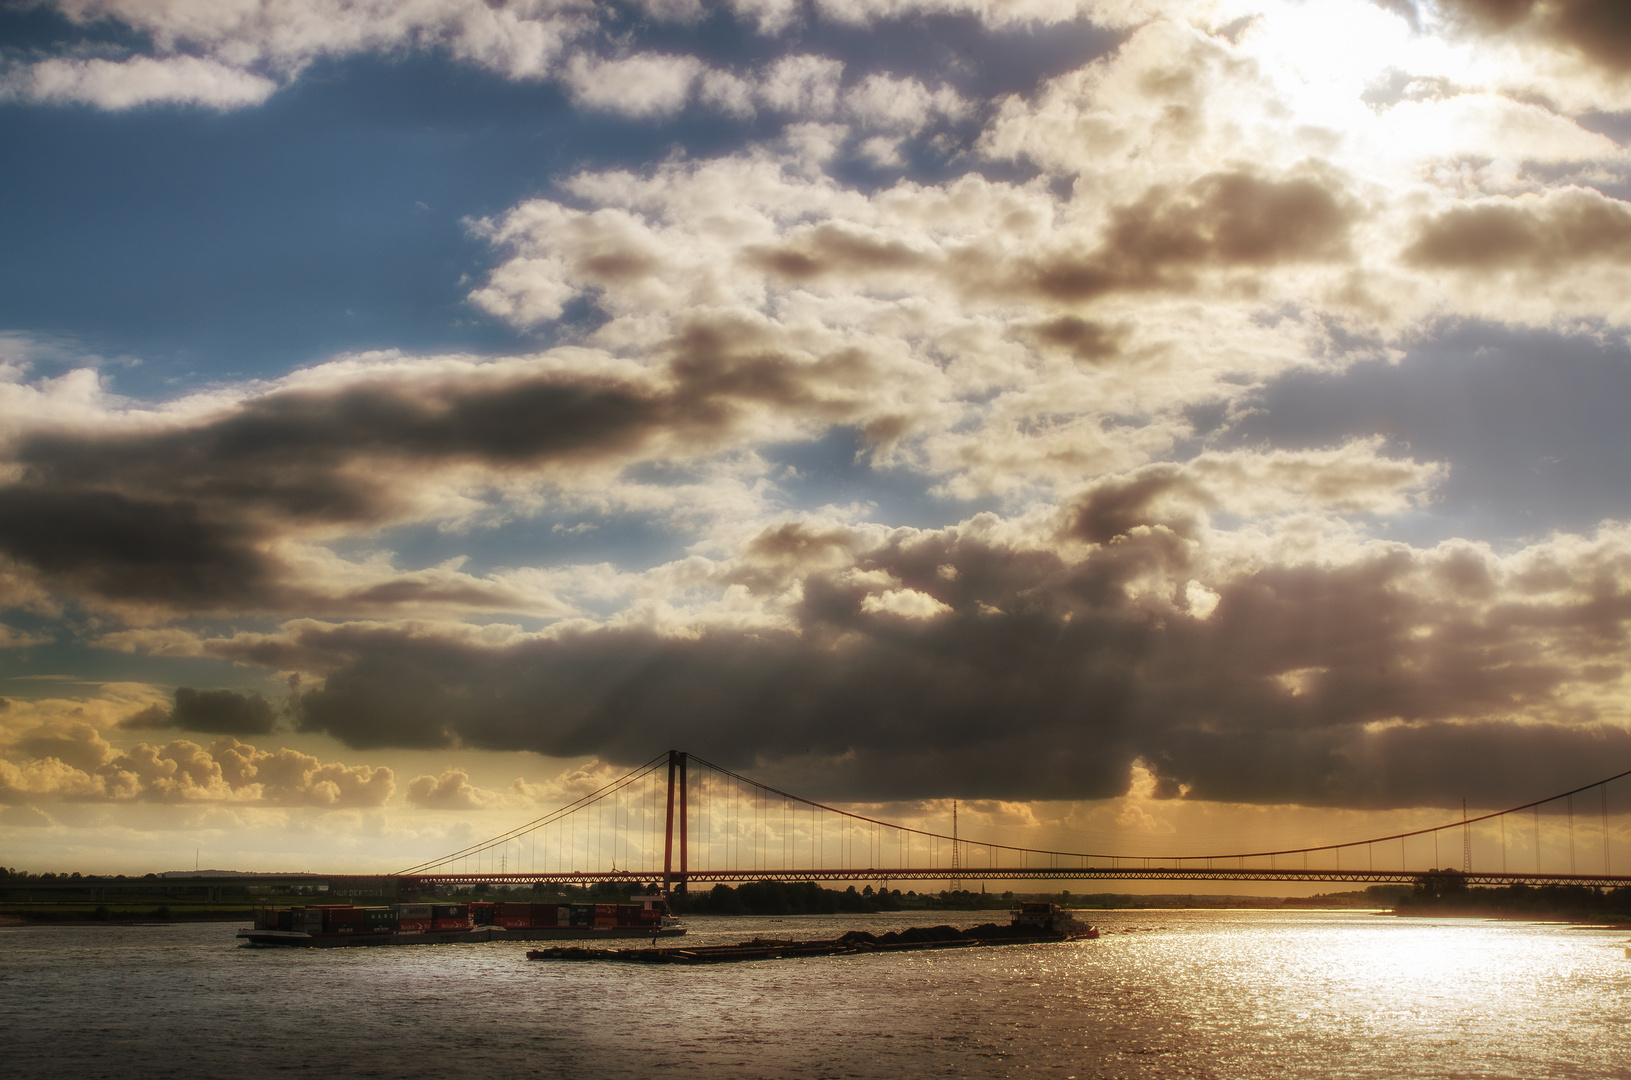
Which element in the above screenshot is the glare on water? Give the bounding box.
[1,909,1626,1079]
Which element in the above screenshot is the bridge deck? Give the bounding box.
[405,867,1631,889]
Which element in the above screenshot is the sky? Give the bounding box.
[3,0,1631,877]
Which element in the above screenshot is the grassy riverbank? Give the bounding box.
[0,902,257,924]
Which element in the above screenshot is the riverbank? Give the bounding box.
[0,903,255,924]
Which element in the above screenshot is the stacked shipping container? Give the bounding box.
[251,898,666,938]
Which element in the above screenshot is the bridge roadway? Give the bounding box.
[405,867,1631,890]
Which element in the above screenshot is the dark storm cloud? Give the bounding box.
[0,486,273,606]
[0,325,873,611]
[135,688,281,736]
[1438,0,1631,72]
[290,510,1631,809]
[171,688,279,735]
[1404,189,1631,271]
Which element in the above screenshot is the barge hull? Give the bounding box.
[528,932,1095,965]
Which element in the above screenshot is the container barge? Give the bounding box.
[237,897,682,948]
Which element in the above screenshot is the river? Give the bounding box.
[1,909,1627,1078]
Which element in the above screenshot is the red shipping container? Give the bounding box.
[398,918,431,932]
[495,916,531,928]
[593,904,616,918]
[432,918,469,931]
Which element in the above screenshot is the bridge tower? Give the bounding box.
[1462,798,1470,873]
[662,750,689,895]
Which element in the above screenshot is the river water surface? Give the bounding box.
[2,909,1627,1078]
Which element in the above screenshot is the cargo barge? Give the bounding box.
[527,902,1098,965]
[237,897,682,948]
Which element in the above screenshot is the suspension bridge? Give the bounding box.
[396,752,1631,894]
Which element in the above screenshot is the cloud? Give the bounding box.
[0,727,395,808]
[562,53,704,118]
[757,54,847,116]
[0,804,52,828]
[117,686,284,738]
[0,623,52,649]
[841,72,969,133]
[406,768,500,809]
[34,0,585,85]
[10,0,1631,833]
[1404,188,1631,272]
[2,55,278,110]
[0,687,392,807]
[1438,0,1631,73]
[1009,170,1357,301]
[269,496,1631,809]
[0,345,880,615]
[12,0,1089,118]
[12,719,117,773]
[169,688,279,736]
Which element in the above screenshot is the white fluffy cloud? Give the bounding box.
[563,52,705,118]
[0,691,395,807]
[1,55,278,109]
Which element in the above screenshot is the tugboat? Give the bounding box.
[1010,901,1100,939]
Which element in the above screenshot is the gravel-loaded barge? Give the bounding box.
[526,903,1098,965]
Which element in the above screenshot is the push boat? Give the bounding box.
[236,897,683,948]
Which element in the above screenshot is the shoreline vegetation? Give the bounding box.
[1391,869,1631,922]
[4,867,1627,925]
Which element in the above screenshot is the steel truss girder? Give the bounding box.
[402,867,1631,889]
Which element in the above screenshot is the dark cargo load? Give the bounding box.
[432,904,467,918]
[568,904,593,927]
[398,904,432,918]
